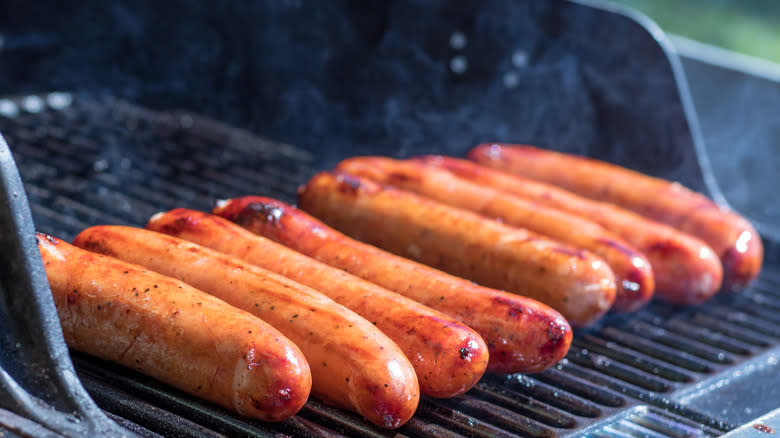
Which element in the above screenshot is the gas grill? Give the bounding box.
[1,1,779,437]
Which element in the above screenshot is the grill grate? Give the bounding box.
[0,94,778,437]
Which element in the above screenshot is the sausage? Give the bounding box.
[296,171,616,326]
[37,233,311,422]
[421,155,724,305]
[469,143,761,291]
[337,156,654,313]
[146,208,488,399]
[72,226,419,429]
[213,196,572,373]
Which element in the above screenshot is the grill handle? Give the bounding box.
[0,133,136,437]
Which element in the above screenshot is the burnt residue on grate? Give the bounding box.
[0,95,315,240]
[0,95,778,436]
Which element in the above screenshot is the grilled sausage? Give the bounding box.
[421,155,724,305]
[72,226,419,429]
[296,171,616,326]
[214,197,572,373]
[38,233,311,422]
[337,156,654,313]
[146,208,488,398]
[469,143,761,291]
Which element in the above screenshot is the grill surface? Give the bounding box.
[1,94,779,437]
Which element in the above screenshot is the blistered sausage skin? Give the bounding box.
[213,197,572,372]
[469,144,761,291]
[421,156,725,305]
[72,226,419,429]
[297,171,616,327]
[337,156,655,313]
[146,209,488,399]
[38,233,311,422]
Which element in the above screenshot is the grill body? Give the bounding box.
[0,95,777,437]
[0,1,778,436]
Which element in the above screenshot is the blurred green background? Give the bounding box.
[609,0,780,63]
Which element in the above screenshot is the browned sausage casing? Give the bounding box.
[297,171,616,327]
[72,226,419,429]
[337,156,655,313]
[146,208,488,398]
[38,233,311,422]
[213,196,573,373]
[421,156,725,305]
[469,143,761,291]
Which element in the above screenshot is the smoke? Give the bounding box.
[0,0,710,192]
[682,56,780,238]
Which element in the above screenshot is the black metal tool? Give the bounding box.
[0,133,135,437]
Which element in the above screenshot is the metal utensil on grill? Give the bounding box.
[0,133,135,437]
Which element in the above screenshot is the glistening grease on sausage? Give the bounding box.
[337,156,655,313]
[469,143,761,291]
[213,196,573,373]
[297,171,616,327]
[420,155,725,305]
[72,226,419,429]
[38,233,311,422]
[146,208,489,398]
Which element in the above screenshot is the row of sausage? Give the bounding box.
[37,144,762,428]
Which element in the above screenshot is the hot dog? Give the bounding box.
[296,171,616,326]
[337,156,655,313]
[213,196,572,373]
[469,143,761,291]
[38,233,311,422]
[421,156,724,305]
[146,208,489,399]
[72,226,419,429]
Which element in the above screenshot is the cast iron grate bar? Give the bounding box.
[414,399,520,438]
[565,346,674,393]
[622,322,735,365]
[104,413,167,438]
[478,376,605,417]
[586,406,723,438]
[437,396,566,435]
[596,328,715,373]
[657,320,756,356]
[628,409,717,438]
[576,336,694,383]
[0,96,310,240]
[727,299,780,325]
[400,418,466,438]
[79,377,225,438]
[469,382,597,423]
[295,400,402,438]
[73,355,286,438]
[519,369,627,410]
[1,93,777,437]
[701,306,780,338]
[737,296,780,320]
[688,313,774,347]
[549,361,734,433]
[752,281,780,299]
